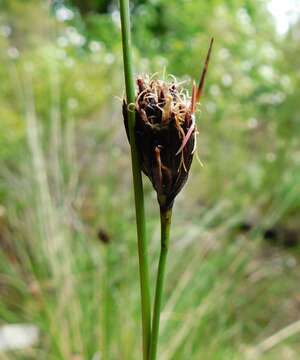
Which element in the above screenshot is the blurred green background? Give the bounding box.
[0,0,300,359]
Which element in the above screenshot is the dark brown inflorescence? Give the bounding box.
[123,39,213,211]
[123,78,195,211]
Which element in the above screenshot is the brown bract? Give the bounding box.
[123,76,196,211]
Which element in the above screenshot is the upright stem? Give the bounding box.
[119,1,152,358]
[149,208,173,360]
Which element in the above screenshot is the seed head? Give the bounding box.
[123,39,213,211]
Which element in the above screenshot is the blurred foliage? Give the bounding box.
[1,0,300,359]
[56,0,300,219]
[1,0,298,209]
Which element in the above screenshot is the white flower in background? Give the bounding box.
[56,6,74,22]
[66,27,86,47]
[89,41,103,53]
[222,74,233,87]
[258,65,276,82]
[268,0,300,34]
[0,324,39,351]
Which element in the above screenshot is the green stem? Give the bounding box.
[149,208,173,360]
[119,1,152,358]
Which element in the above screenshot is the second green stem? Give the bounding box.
[149,207,173,360]
[119,0,152,358]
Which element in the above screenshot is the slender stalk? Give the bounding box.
[149,208,173,360]
[119,1,152,358]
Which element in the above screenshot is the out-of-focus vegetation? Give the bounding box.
[0,0,300,359]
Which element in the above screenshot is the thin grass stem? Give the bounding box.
[119,1,152,358]
[149,208,173,360]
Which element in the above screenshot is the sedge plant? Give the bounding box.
[120,1,213,358]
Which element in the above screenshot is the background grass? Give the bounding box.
[1,0,300,359]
